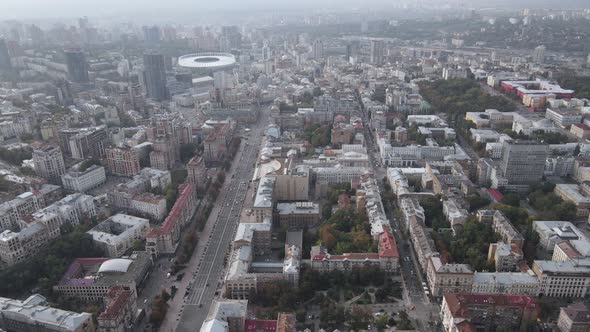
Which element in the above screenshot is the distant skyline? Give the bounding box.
[1,0,589,21]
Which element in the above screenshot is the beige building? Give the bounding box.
[426,257,474,298]
[273,173,309,201]
[488,242,524,272]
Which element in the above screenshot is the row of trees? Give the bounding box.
[149,289,171,326]
[302,124,331,148]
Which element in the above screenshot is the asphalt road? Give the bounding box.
[170,110,269,332]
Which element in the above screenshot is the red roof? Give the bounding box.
[378,230,399,258]
[487,188,503,202]
[444,293,538,318]
[99,286,132,320]
[147,183,194,236]
[244,319,277,332]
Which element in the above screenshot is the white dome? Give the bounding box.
[98,259,132,273]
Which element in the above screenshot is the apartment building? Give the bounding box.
[557,302,590,332]
[97,286,137,332]
[145,183,197,257]
[471,272,540,296]
[275,202,319,230]
[478,210,524,249]
[441,293,538,332]
[105,147,141,177]
[32,144,66,184]
[130,192,167,221]
[487,242,524,272]
[87,214,149,258]
[0,294,94,332]
[426,257,474,298]
[61,164,106,193]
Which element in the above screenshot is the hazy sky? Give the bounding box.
[1,0,588,20]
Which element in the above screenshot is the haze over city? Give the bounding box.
[0,1,590,332]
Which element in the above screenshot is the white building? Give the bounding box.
[130,193,167,221]
[0,294,94,332]
[61,164,106,193]
[533,220,588,252]
[471,272,540,296]
[87,214,149,258]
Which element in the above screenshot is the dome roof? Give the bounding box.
[98,259,133,273]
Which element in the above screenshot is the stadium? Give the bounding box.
[178,53,237,72]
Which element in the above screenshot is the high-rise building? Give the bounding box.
[143,51,169,101]
[105,147,141,177]
[370,40,385,65]
[143,25,161,43]
[587,53,590,66]
[59,126,108,160]
[532,45,546,64]
[312,39,324,60]
[64,49,89,83]
[32,144,66,184]
[221,26,241,50]
[500,141,548,185]
[0,39,12,73]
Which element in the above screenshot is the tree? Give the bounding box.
[375,314,389,331]
[397,310,414,330]
[500,193,520,207]
[348,305,373,331]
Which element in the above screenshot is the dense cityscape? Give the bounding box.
[1,1,590,331]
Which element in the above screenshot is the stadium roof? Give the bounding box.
[178,53,236,70]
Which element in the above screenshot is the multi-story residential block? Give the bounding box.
[478,210,524,249]
[32,144,66,184]
[105,147,141,177]
[441,293,538,332]
[275,202,319,230]
[487,242,524,272]
[554,184,590,217]
[533,220,588,252]
[532,260,590,298]
[61,164,106,193]
[557,302,590,332]
[200,300,247,332]
[145,183,197,257]
[130,193,167,221]
[0,294,94,332]
[409,218,438,271]
[471,272,540,296]
[87,214,149,258]
[59,126,108,160]
[0,210,62,266]
[426,257,474,298]
[234,218,272,256]
[273,172,310,201]
[97,286,137,332]
[252,176,276,223]
[53,252,152,302]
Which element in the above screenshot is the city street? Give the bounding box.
[160,109,269,332]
